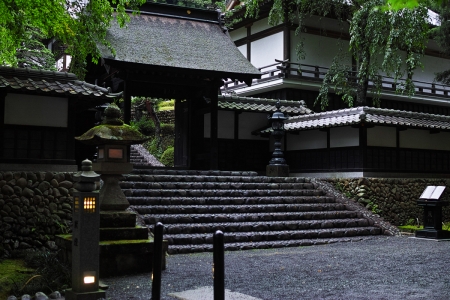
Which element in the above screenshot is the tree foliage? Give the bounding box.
[0,0,145,78]
[245,0,430,108]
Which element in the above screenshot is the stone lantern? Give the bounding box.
[57,103,165,278]
[65,159,105,300]
[266,100,289,177]
[75,103,149,211]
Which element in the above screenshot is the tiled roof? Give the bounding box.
[99,9,261,83]
[0,66,121,98]
[284,106,450,131]
[218,95,313,115]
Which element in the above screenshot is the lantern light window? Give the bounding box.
[83,271,96,284]
[84,197,96,213]
[108,148,123,159]
[98,148,104,159]
[74,196,80,213]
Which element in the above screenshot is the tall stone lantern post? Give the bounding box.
[74,103,157,276]
[266,100,289,177]
[75,103,149,212]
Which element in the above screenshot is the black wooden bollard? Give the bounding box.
[213,230,225,300]
[152,222,164,300]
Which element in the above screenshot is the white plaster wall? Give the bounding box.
[290,33,351,69]
[330,126,359,147]
[230,27,247,41]
[367,126,396,147]
[251,32,283,68]
[414,55,450,87]
[237,44,247,59]
[238,112,269,140]
[4,93,68,127]
[286,130,327,150]
[251,18,271,34]
[204,111,234,139]
[400,129,450,150]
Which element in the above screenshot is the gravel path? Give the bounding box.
[102,235,450,299]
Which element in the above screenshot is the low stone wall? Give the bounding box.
[0,171,75,256]
[326,178,450,226]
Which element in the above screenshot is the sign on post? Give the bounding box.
[419,186,446,200]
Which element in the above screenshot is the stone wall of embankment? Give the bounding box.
[2,171,450,256]
[0,171,75,257]
[326,178,450,226]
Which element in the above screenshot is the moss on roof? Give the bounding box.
[99,12,261,80]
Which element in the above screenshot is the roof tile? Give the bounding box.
[284,106,450,131]
[218,95,313,115]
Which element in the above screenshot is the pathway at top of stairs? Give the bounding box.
[130,144,164,167]
[120,169,381,254]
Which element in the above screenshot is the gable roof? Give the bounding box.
[218,95,313,115]
[284,106,450,131]
[0,66,121,99]
[99,3,261,84]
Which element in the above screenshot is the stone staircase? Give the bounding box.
[120,170,381,254]
[130,144,164,167]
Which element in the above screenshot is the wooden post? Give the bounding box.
[213,230,225,300]
[152,222,164,300]
[210,84,221,170]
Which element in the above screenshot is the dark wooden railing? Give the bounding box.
[223,60,450,98]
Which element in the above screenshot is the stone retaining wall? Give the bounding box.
[0,171,75,256]
[326,178,450,226]
[158,110,175,124]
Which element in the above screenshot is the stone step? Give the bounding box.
[149,217,370,234]
[121,181,316,190]
[163,226,378,245]
[130,169,260,176]
[120,170,382,254]
[124,188,324,197]
[127,196,336,206]
[167,234,379,254]
[143,210,358,225]
[99,226,149,241]
[122,174,308,183]
[135,203,347,215]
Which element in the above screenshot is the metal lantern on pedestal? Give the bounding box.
[66,159,105,300]
[75,103,149,211]
[266,100,289,177]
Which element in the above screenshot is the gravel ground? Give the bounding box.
[102,235,450,299]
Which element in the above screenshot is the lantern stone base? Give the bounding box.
[415,228,450,239]
[65,289,106,300]
[266,164,289,177]
[56,211,168,278]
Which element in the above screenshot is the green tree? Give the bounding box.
[0,0,145,78]
[244,0,430,108]
[16,27,57,71]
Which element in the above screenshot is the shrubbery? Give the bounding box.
[160,147,174,167]
[130,115,155,136]
[161,123,175,135]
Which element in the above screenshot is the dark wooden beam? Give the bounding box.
[0,92,5,159]
[234,111,240,140]
[283,9,290,61]
[247,26,251,62]
[210,92,219,170]
[359,126,367,170]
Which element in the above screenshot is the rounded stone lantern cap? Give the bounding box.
[268,100,288,122]
[74,159,100,182]
[75,103,150,146]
